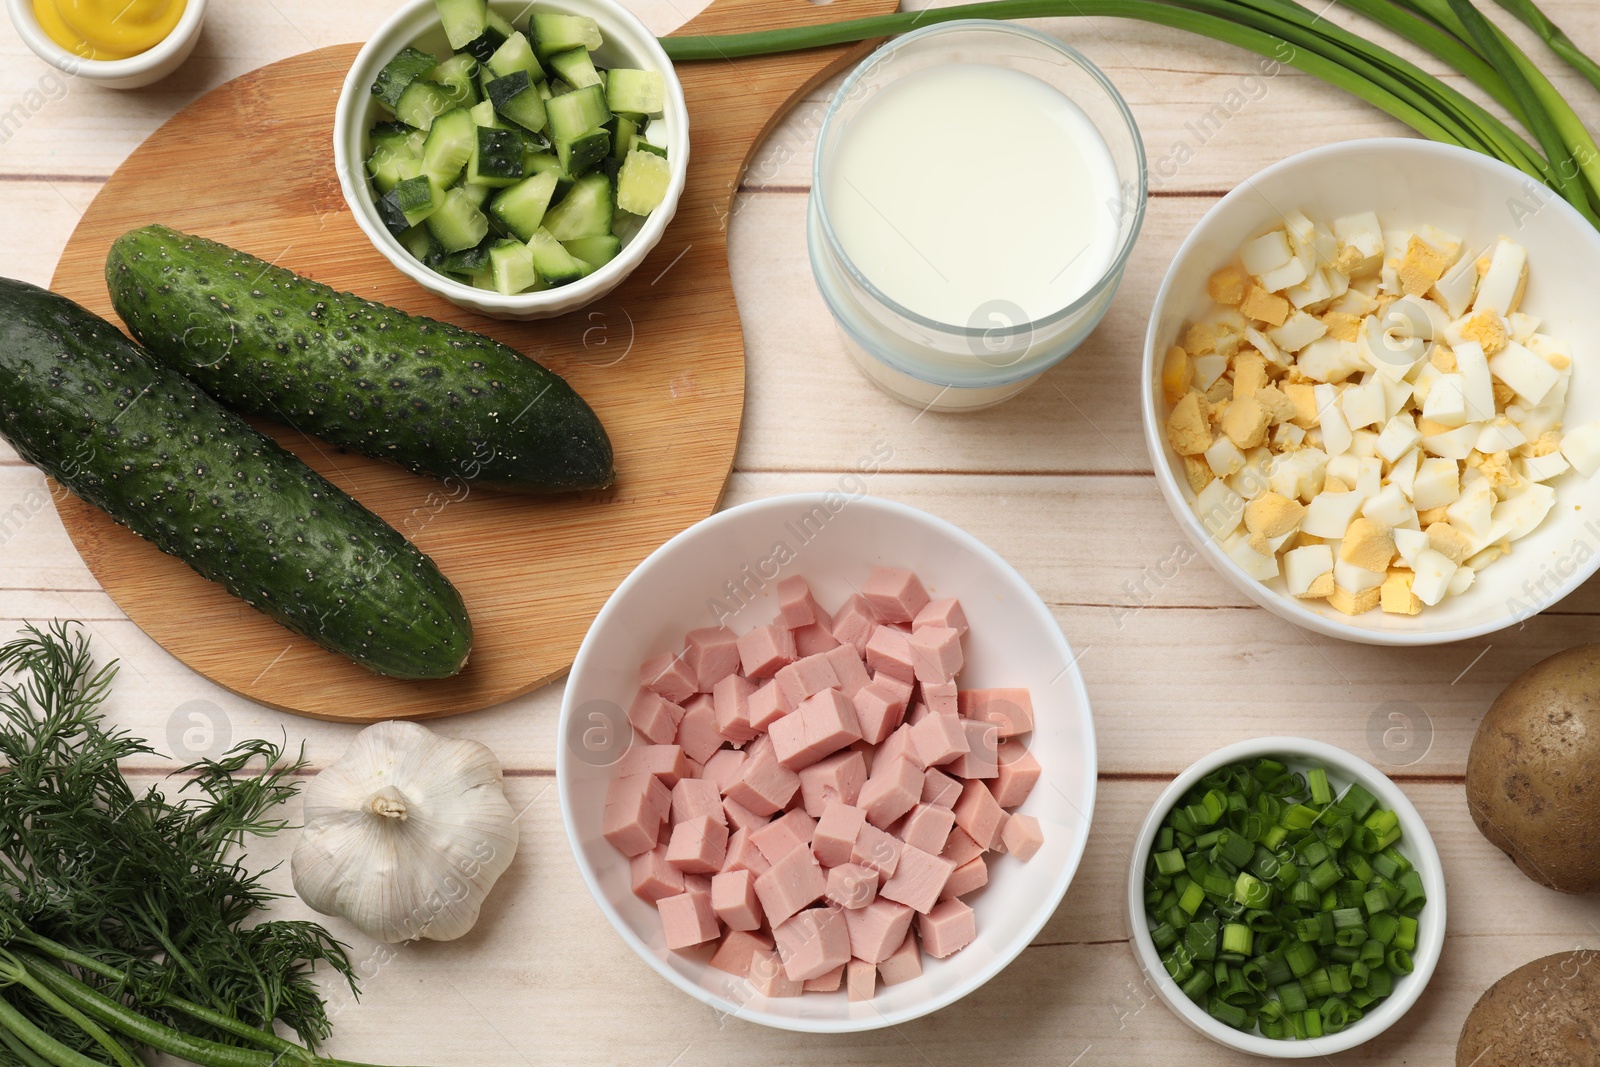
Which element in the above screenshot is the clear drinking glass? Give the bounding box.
[809,20,1148,412]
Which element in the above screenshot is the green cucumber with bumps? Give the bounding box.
[105,225,614,492]
[0,277,471,679]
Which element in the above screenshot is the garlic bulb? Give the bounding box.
[291,720,519,943]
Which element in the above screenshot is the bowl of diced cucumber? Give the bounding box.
[334,0,688,319]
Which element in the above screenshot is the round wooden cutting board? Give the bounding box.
[47,0,895,722]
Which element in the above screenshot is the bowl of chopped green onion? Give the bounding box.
[1127,737,1444,1056]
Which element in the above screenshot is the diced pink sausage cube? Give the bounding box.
[804,964,845,993]
[793,622,841,657]
[851,823,903,879]
[873,671,914,710]
[640,651,698,703]
[875,723,926,772]
[630,846,685,903]
[751,808,817,864]
[722,827,771,877]
[843,898,914,964]
[749,947,804,997]
[905,701,934,728]
[775,653,840,709]
[877,930,923,986]
[711,869,764,931]
[896,803,956,855]
[628,688,685,746]
[737,623,796,679]
[674,698,726,765]
[941,827,984,868]
[666,814,728,874]
[777,576,829,629]
[852,682,906,746]
[858,756,924,829]
[724,745,800,817]
[658,890,720,950]
[811,800,867,868]
[908,626,963,685]
[953,778,1007,850]
[798,750,867,817]
[864,626,916,684]
[957,688,1035,737]
[829,594,879,652]
[671,778,726,826]
[913,597,968,635]
[922,679,958,717]
[947,720,999,780]
[823,645,872,698]
[723,796,769,834]
[879,843,955,914]
[990,741,1042,808]
[753,846,827,928]
[910,711,970,768]
[769,690,862,771]
[683,627,742,692]
[862,566,930,624]
[774,906,852,982]
[615,744,692,786]
[847,959,877,1002]
[712,674,758,744]
[702,748,747,794]
[922,767,963,809]
[1002,813,1044,861]
[709,928,772,977]
[918,898,976,959]
[746,679,791,733]
[603,773,671,856]
[825,863,879,909]
[940,855,988,901]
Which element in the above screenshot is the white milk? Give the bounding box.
[822,62,1121,329]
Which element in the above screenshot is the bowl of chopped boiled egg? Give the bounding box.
[1142,138,1600,644]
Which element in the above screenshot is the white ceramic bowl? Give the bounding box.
[1142,138,1600,645]
[8,0,206,89]
[333,0,689,320]
[1126,736,1446,1058]
[557,493,1097,1032]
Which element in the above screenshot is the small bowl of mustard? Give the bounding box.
[8,0,206,89]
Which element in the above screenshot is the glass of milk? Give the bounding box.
[809,20,1147,411]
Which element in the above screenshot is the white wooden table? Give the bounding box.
[4,1,1600,1063]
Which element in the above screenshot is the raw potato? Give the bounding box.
[1456,951,1599,1066]
[1465,645,1600,894]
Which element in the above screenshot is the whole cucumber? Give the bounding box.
[105,225,615,493]
[0,278,471,680]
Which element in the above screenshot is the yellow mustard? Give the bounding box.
[31,0,186,61]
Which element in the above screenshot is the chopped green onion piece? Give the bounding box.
[1308,768,1332,806]
[1223,923,1255,956]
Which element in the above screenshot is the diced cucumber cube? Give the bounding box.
[605,69,664,117]
[463,21,509,63]
[429,53,480,108]
[546,48,601,90]
[434,0,488,50]
[425,186,490,252]
[457,180,494,207]
[536,79,554,100]
[372,47,437,109]
[542,172,612,240]
[562,234,621,270]
[443,242,493,274]
[489,170,560,241]
[487,31,542,79]
[395,174,445,220]
[526,227,590,282]
[611,114,637,161]
[421,108,477,185]
[395,79,453,131]
[546,83,609,142]
[468,98,506,128]
[468,126,524,186]
[555,128,609,177]
[616,149,670,215]
[398,224,439,263]
[633,140,667,159]
[487,71,547,133]
[531,13,602,58]
[368,142,421,194]
[524,152,574,198]
[489,239,542,294]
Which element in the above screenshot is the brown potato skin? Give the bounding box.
[1457,951,1599,1066]
[1465,645,1600,894]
